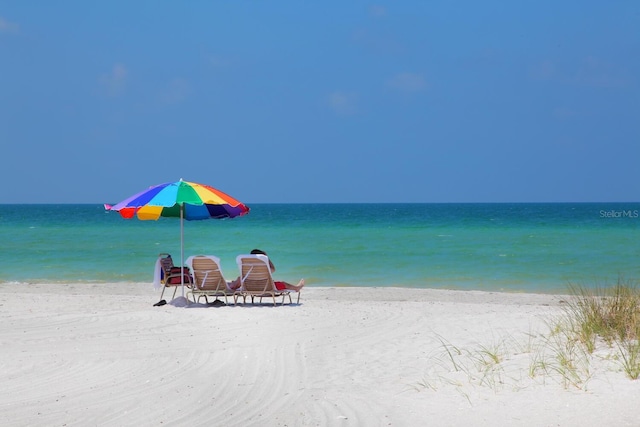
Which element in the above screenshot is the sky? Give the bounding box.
[1,1,638,204]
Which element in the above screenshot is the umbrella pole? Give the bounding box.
[180,204,185,298]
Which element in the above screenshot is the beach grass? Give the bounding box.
[414,277,640,398]
[559,278,640,379]
[531,277,640,385]
[565,280,640,343]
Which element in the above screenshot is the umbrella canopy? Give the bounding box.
[109,180,248,221]
[107,179,249,298]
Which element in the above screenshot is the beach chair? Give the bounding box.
[158,253,174,283]
[185,255,238,305]
[157,253,193,301]
[235,254,300,306]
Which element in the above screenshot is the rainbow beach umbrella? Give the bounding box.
[107,179,249,298]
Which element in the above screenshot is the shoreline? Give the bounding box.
[0,280,579,297]
[1,284,637,426]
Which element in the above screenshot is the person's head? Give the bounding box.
[250,248,275,271]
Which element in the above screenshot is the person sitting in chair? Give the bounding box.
[229,249,305,291]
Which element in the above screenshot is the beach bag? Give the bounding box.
[166,266,192,285]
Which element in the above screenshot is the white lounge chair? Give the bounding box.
[155,253,193,302]
[235,254,300,306]
[186,255,238,305]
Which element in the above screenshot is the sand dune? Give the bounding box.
[0,283,637,426]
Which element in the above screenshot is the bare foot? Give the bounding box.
[295,279,305,291]
[227,278,241,290]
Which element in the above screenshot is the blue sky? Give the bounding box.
[1,2,638,203]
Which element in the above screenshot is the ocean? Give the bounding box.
[1,203,639,293]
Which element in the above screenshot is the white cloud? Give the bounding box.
[0,16,19,33]
[552,107,578,120]
[208,55,231,68]
[99,64,128,97]
[159,78,191,105]
[575,56,631,88]
[530,60,556,80]
[530,57,632,88]
[352,28,403,55]
[328,91,358,115]
[369,5,387,18]
[388,72,427,93]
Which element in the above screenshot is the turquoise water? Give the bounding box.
[1,203,639,293]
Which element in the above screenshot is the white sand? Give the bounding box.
[0,283,638,426]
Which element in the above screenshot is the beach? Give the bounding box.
[1,283,637,426]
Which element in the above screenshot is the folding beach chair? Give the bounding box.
[157,253,193,302]
[236,254,300,306]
